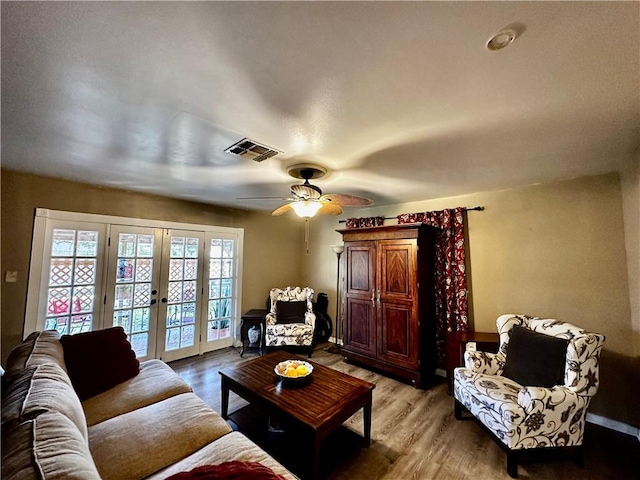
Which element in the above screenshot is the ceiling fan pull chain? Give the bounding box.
[305,218,310,255]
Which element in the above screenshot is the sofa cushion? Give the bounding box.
[1,412,101,480]
[88,392,232,480]
[4,331,66,379]
[265,323,314,346]
[83,359,192,426]
[60,326,140,401]
[502,326,569,388]
[2,366,39,427]
[453,367,526,427]
[4,332,40,377]
[1,363,88,441]
[0,420,37,480]
[275,300,306,324]
[145,432,297,480]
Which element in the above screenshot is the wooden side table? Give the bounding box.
[240,309,268,357]
[446,331,500,395]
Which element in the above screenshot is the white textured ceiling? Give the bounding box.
[2,1,639,212]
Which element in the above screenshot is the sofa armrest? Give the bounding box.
[517,385,581,416]
[463,350,505,375]
[305,311,316,329]
[265,313,276,326]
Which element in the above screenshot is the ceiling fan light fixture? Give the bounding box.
[291,201,322,218]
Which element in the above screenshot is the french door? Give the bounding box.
[158,230,205,362]
[35,220,108,337]
[103,229,240,360]
[104,226,163,362]
[26,209,243,363]
[202,234,237,352]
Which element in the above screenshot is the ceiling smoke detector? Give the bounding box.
[224,138,282,162]
[487,28,517,51]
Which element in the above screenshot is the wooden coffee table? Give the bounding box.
[219,350,375,480]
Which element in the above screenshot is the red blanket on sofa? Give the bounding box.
[166,461,287,480]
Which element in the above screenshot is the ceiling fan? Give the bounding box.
[240,164,373,218]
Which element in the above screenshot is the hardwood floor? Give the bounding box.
[169,343,639,480]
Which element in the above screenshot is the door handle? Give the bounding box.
[371,290,375,305]
[376,289,381,307]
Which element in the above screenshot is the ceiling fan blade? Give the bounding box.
[237,196,294,201]
[271,203,293,216]
[320,193,373,206]
[318,202,343,216]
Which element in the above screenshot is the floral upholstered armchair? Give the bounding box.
[265,287,316,356]
[453,314,605,478]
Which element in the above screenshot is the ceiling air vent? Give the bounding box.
[224,138,282,163]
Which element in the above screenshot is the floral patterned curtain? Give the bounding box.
[345,217,385,229]
[397,207,469,367]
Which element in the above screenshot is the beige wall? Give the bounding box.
[304,173,633,352]
[301,173,638,426]
[620,158,640,356]
[1,169,303,362]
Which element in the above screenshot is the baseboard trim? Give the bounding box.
[586,413,640,441]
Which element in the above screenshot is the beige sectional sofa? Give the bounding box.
[1,331,296,479]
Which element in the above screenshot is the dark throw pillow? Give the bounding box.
[502,326,569,388]
[275,300,306,324]
[60,326,140,401]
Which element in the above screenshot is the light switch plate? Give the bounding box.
[5,270,18,283]
[465,341,477,351]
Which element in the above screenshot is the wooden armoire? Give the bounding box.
[337,223,437,387]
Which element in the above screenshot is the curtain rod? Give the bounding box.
[337,206,484,223]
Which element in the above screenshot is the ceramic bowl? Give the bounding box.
[274,359,313,382]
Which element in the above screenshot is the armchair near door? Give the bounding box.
[265,287,316,357]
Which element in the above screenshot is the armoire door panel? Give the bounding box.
[384,250,409,295]
[379,240,417,302]
[346,244,376,296]
[378,303,418,368]
[345,298,376,357]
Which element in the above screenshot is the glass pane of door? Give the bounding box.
[104,226,162,361]
[202,235,237,352]
[43,228,102,335]
[157,231,203,362]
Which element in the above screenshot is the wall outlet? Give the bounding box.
[465,341,477,351]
